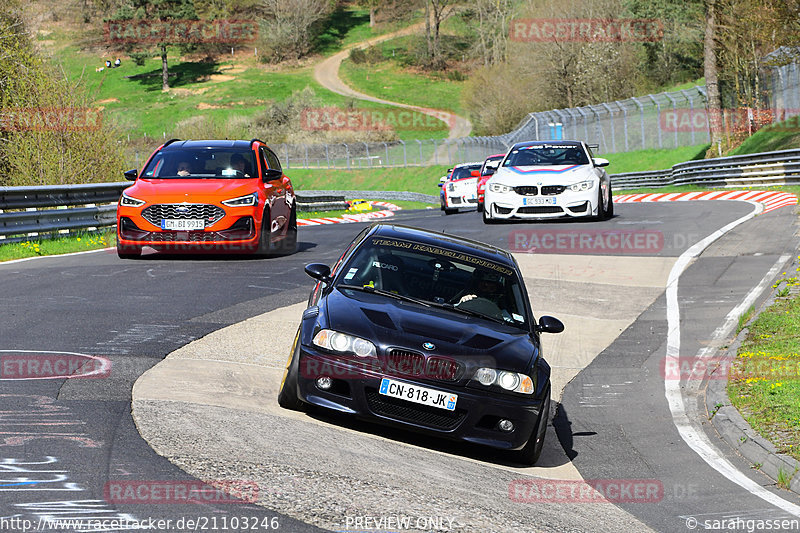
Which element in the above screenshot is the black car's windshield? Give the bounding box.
[141,148,258,179]
[337,236,529,328]
[503,143,589,167]
[449,165,481,180]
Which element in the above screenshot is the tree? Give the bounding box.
[111,0,198,91]
[468,0,515,66]
[424,0,457,69]
[256,0,335,62]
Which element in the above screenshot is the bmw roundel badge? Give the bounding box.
[422,342,435,351]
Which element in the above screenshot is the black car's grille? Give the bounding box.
[142,204,226,226]
[384,349,461,381]
[385,349,426,376]
[365,389,466,430]
[518,206,563,214]
[541,185,566,195]
[513,186,538,196]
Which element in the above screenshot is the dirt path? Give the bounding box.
[313,23,472,140]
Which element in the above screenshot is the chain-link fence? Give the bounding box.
[270,86,711,169]
[767,51,800,121]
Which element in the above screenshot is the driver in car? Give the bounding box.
[230,153,250,177]
[454,269,512,321]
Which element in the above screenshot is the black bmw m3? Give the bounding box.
[278,223,563,464]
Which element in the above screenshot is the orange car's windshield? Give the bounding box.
[142,149,258,179]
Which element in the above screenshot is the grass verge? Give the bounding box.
[289,165,448,196]
[728,270,800,462]
[604,144,710,173]
[0,230,115,262]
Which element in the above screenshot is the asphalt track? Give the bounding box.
[0,199,798,532]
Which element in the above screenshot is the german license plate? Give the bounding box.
[379,377,457,411]
[161,219,204,230]
[523,197,557,206]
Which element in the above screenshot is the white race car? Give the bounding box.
[482,140,613,223]
[440,161,483,215]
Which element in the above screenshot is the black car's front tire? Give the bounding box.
[512,385,551,465]
[277,336,304,411]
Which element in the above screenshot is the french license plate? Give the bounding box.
[523,197,557,206]
[161,219,204,230]
[379,377,457,411]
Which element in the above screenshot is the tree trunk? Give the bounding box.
[425,1,432,63]
[704,0,723,148]
[369,7,375,27]
[161,44,169,91]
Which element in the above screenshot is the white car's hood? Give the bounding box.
[490,165,595,186]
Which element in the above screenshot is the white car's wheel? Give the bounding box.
[482,203,498,224]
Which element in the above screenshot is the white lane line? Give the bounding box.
[664,200,800,517]
[0,247,114,266]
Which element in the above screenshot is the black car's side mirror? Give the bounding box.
[537,315,564,334]
[305,263,331,282]
[124,169,138,181]
[263,168,283,181]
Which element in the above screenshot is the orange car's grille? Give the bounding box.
[141,204,226,227]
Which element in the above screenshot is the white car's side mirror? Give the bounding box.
[593,158,610,167]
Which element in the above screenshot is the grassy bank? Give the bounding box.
[0,230,115,262]
[728,275,800,463]
[289,165,448,196]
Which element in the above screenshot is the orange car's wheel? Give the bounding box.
[255,209,275,257]
[276,206,297,255]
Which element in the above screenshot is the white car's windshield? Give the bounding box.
[503,143,589,167]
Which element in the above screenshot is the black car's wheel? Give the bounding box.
[512,385,551,465]
[606,187,614,218]
[277,206,298,255]
[277,333,304,411]
[117,245,141,259]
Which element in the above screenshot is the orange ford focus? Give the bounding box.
[116,139,297,258]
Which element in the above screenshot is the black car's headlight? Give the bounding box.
[221,192,258,207]
[313,329,377,357]
[120,192,145,207]
[568,180,594,192]
[473,367,534,394]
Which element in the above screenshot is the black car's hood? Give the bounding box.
[323,287,538,374]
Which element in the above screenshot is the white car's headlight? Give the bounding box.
[489,183,512,194]
[120,192,145,207]
[221,192,258,207]
[473,367,534,394]
[313,329,377,358]
[568,180,595,192]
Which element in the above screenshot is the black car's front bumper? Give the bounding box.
[295,346,547,451]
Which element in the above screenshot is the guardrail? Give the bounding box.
[610,148,800,189]
[0,184,361,242]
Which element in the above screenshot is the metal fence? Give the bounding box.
[610,148,800,189]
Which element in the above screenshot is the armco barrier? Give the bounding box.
[0,184,348,242]
[610,148,800,189]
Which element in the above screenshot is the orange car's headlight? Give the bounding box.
[120,192,145,207]
[221,192,258,207]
